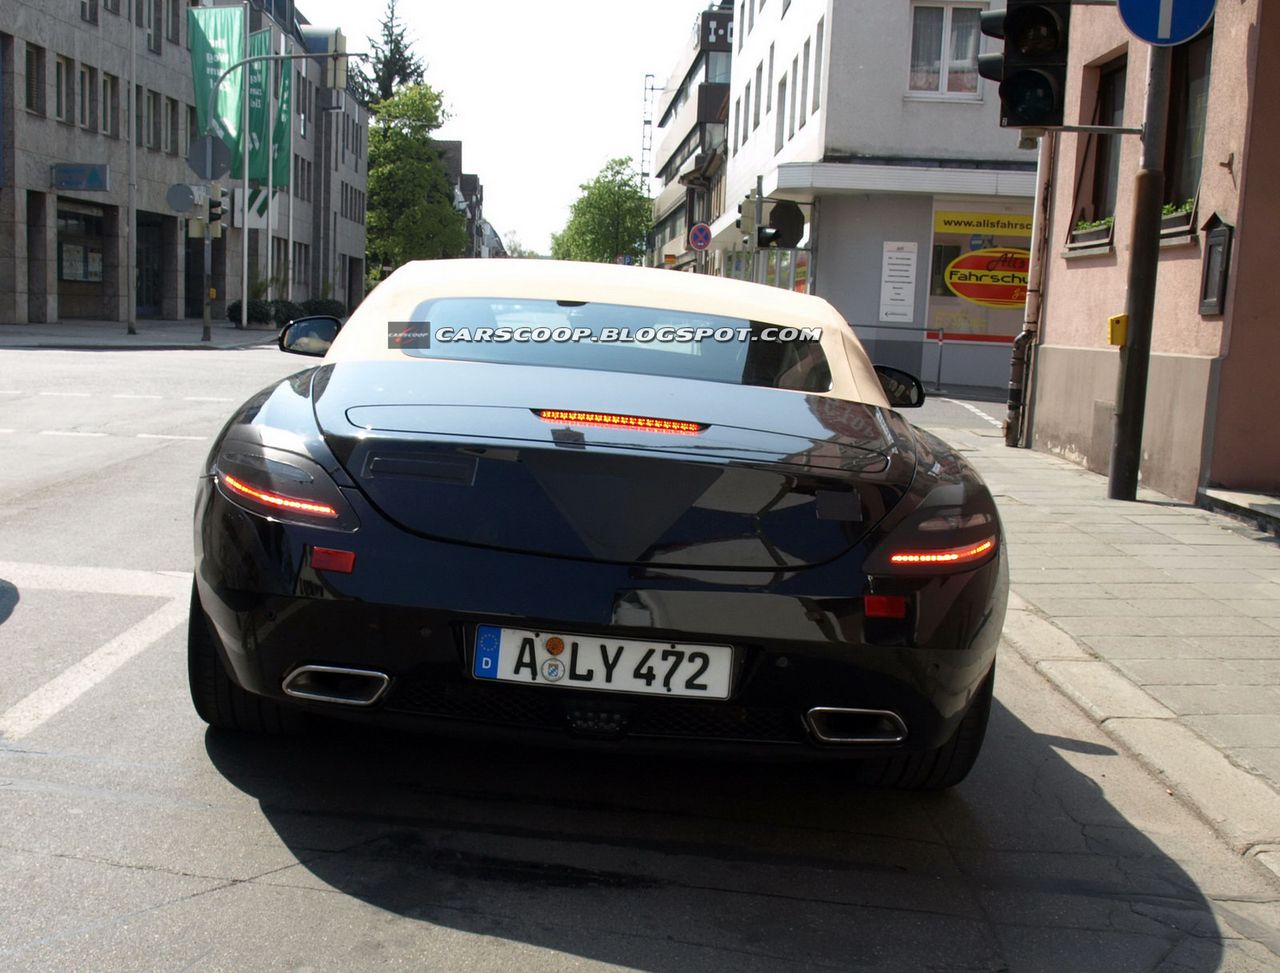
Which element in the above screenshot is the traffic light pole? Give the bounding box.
[1107,44,1171,501]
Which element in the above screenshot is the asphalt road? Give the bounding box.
[1,348,1276,972]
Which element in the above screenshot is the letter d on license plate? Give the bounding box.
[473,625,732,699]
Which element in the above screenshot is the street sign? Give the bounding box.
[187,134,232,180]
[166,183,209,214]
[1117,0,1215,46]
[689,222,712,251]
[51,164,109,192]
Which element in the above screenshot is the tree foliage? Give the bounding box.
[366,85,466,270]
[550,158,650,263]
[353,0,425,107]
[503,233,542,259]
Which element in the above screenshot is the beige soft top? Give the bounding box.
[326,258,889,408]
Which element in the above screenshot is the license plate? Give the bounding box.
[472,625,733,699]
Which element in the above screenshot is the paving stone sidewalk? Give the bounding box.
[942,423,1280,855]
[0,318,277,350]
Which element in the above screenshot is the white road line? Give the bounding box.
[112,393,163,399]
[39,430,107,437]
[942,398,1004,429]
[0,390,21,395]
[0,561,191,599]
[136,433,207,441]
[0,429,13,434]
[38,391,91,397]
[182,396,234,402]
[0,598,187,741]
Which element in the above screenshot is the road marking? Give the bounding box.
[0,390,21,395]
[183,396,234,402]
[136,433,207,441]
[0,429,12,434]
[112,393,163,400]
[38,391,91,398]
[942,398,1004,429]
[39,430,107,437]
[0,561,191,598]
[0,597,187,741]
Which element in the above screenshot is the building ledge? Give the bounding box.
[770,161,1035,200]
[1060,244,1116,260]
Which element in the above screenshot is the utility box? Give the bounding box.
[1107,313,1128,347]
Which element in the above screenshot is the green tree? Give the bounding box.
[503,233,542,259]
[551,158,650,263]
[354,0,425,106]
[366,84,466,270]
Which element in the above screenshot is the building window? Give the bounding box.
[775,77,787,152]
[146,0,162,54]
[134,85,143,145]
[743,82,751,142]
[1164,29,1212,213]
[1092,59,1127,225]
[789,57,798,139]
[166,0,180,43]
[748,0,755,33]
[186,104,197,154]
[165,97,180,154]
[909,4,982,96]
[101,73,119,136]
[78,65,97,130]
[104,0,119,12]
[767,43,774,112]
[800,40,811,126]
[81,0,99,24]
[783,0,791,13]
[813,17,824,112]
[54,57,75,123]
[753,62,763,128]
[732,98,740,155]
[737,1,745,50]
[147,90,162,148]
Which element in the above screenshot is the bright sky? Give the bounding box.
[297,0,712,254]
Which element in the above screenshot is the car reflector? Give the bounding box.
[310,547,356,573]
[864,594,908,619]
[889,537,996,566]
[535,409,704,435]
[220,473,339,518]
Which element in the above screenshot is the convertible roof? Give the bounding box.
[326,259,889,408]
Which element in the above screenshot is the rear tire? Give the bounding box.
[860,667,994,791]
[187,582,303,735]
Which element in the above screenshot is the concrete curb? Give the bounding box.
[1002,591,1280,881]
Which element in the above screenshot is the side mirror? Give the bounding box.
[279,315,341,357]
[874,364,926,408]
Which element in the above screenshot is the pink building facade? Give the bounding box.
[1027,0,1279,501]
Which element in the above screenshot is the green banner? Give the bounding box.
[234,29,271,181]
[188,6,245,157]
[272,46,291,189]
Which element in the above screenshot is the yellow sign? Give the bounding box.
[943,248,1031,308]
[935,211,1033,237]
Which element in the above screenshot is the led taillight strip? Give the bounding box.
[890,537,996,566]
[220,473,338,518]
[536,409,705,435]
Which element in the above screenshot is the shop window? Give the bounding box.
[909,3,982,97]
[930,244,962,296]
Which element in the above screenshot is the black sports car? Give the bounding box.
[190,260,1007,789]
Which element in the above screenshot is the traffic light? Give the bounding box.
[207,182,225,239]
[736,191,756,247]
[756,201,805,249]
[978,1,1071,129]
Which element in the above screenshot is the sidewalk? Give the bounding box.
[0,318,278,351]
[948,423,1280,874]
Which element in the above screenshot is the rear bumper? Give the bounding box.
[194,478,1006,755]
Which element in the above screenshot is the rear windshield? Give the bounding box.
[397,297,832,393]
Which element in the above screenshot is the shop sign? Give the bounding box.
[943,248,1031,308]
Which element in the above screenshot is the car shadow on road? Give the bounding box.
[204,696,1229,972]
[0,580,18,627]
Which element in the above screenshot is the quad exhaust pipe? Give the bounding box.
[805,707,907,744]
[282,665,390,706]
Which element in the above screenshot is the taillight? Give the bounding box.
[535,409,705,435]
[213,441,358,530]
[221,473,339,518]
[866,508,999,574]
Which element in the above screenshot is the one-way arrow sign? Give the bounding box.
[1117,0,1216,47]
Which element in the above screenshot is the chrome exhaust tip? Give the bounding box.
[281,665,390,707]
[805,707,908,744]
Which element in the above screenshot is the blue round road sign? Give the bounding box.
[1117,0,1215,46]
[689,222,712,251]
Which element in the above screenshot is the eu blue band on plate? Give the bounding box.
[474,625,501,679]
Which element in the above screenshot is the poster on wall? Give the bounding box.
[928,210,1032,339]
[60,243,85,281]
[879,242,917,323]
